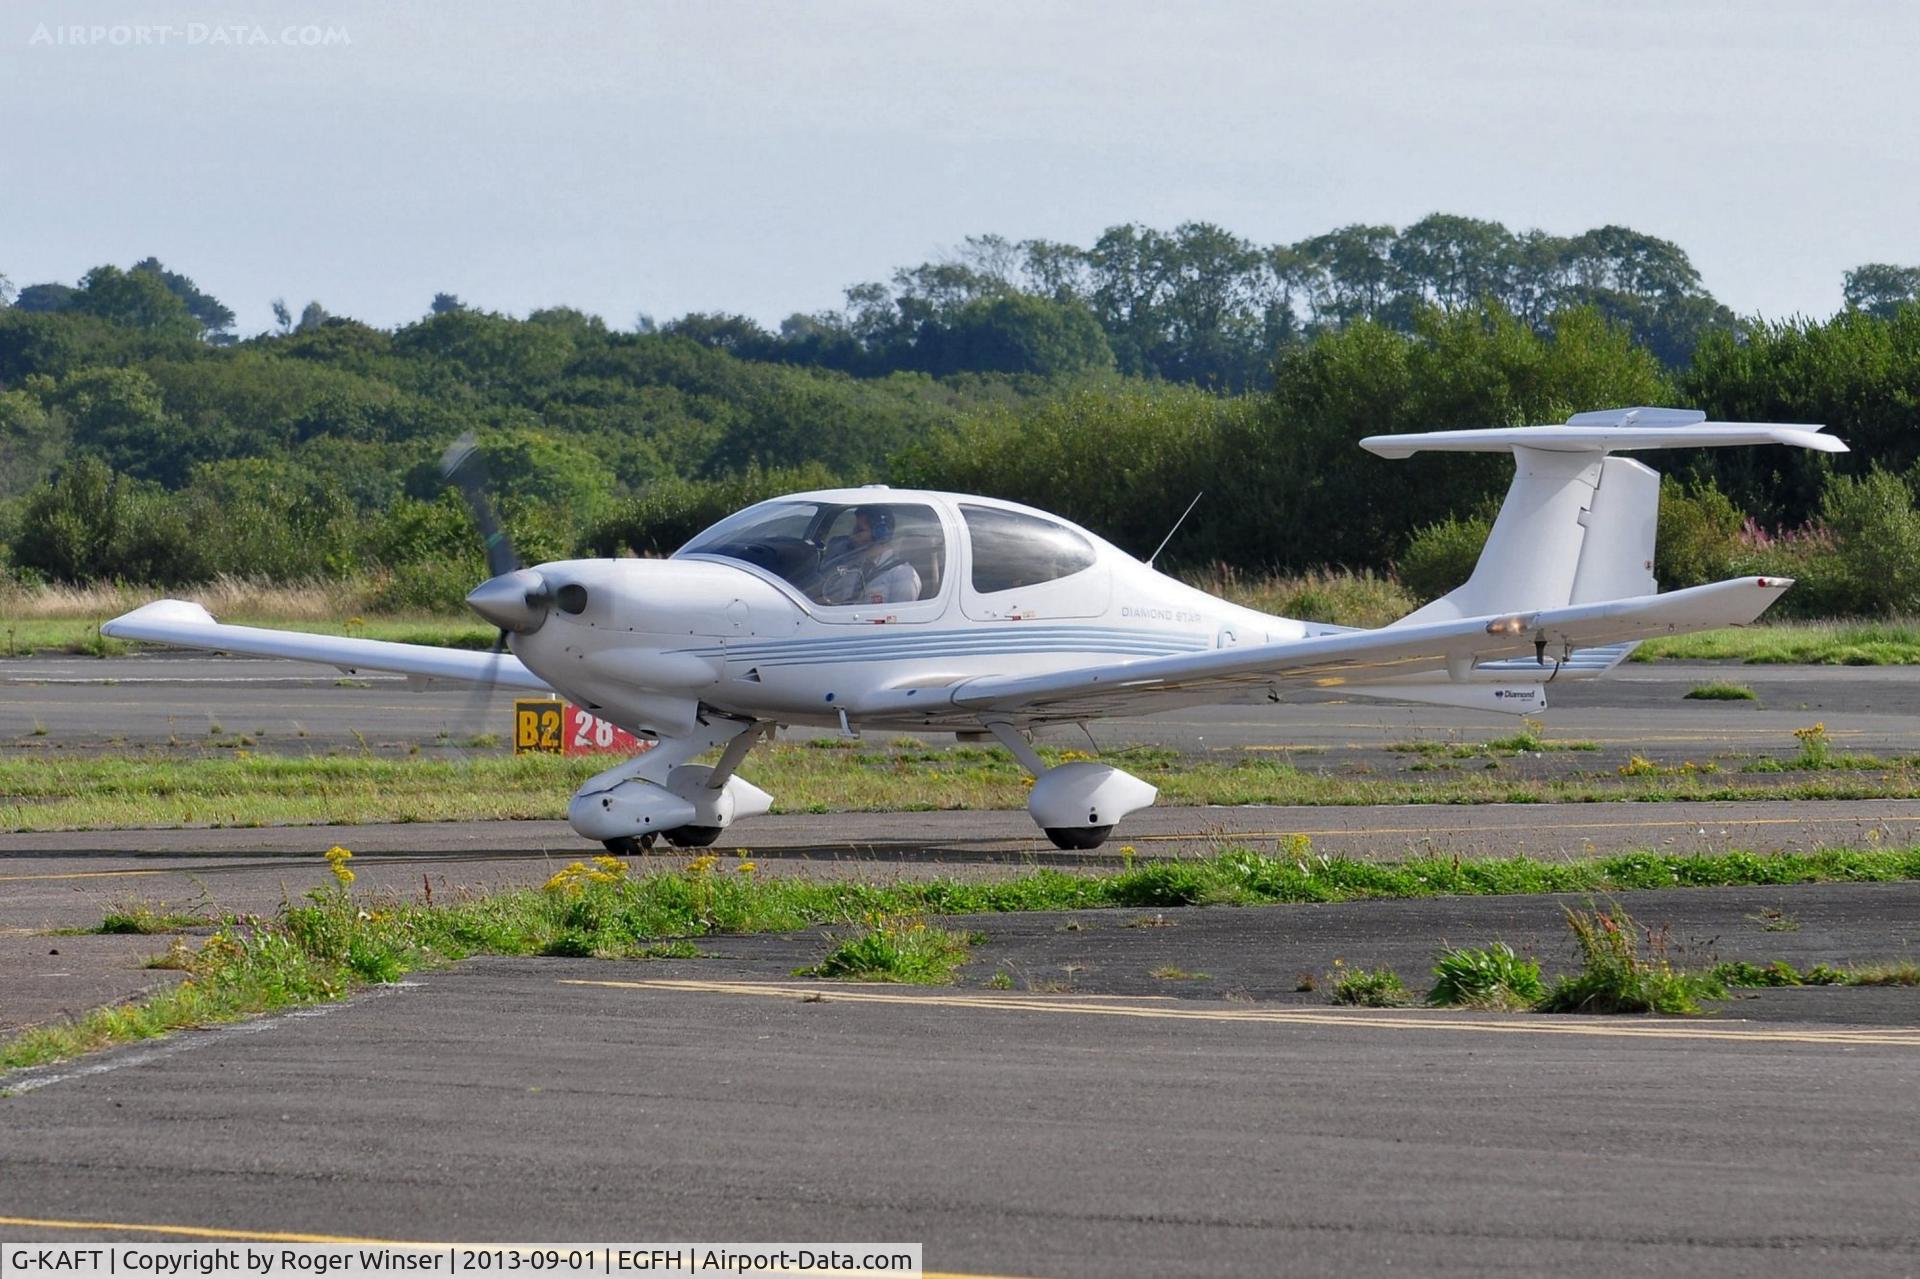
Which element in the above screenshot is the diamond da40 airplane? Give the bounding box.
[106,407,1843,853]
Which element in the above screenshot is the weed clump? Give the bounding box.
[1536,903,1723,1015]
[1685,681,1758,702]
[95,903,210,935]
[1709,960,1846,988]
[1328,965,1409,1007]
[800,915,972,985]
[1793,723,1833,769]
[1426,943,1545,1010]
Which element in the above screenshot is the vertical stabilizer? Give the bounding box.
[1393,446,1600,625]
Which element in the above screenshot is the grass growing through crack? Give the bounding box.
[94,904,214,935]
[1386,725,1597,757]
[1425,943,1545,1010]
[1328,965,1409,1007]
[1535,903,1725,1015]
[1709,959,1920,988]
[1685,681,1759,702]
[798,915,974,984]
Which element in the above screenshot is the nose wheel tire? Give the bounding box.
[601,834,658,856]
[1043,825,1114,850]
[663,825,724,849]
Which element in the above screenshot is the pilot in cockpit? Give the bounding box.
[815,505,922,605]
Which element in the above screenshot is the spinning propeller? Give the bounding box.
[436,433,571,737]
[438,433,560,640]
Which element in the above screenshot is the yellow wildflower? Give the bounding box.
[687,853,719,876]
[323,845,355,887]
[543,864,587,894]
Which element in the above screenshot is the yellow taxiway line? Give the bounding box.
[0,1217,431,1244]
[562,977,1920,1048]
[0,867,176,883]
[0,1216,1032,1279]
[1126,810,1920,846]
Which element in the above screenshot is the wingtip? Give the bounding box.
[101,598,217,638]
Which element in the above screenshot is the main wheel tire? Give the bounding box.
[663,824,723,849]
[1043,825,1114,851]
[602,834,657,856]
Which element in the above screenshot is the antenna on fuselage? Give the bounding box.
[1146,491,1204,569]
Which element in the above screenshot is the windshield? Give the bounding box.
[678,500,946,605]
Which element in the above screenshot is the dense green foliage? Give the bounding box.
[4,228,1920,616]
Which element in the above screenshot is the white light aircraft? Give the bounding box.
[105,407,1843,853]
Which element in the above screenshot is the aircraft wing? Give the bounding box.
[100,600,553,691]
[858,577,1786,724]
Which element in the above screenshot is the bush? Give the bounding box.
[1185,564,1417,627]
[1727,471,1920,619]
[1726,519,1847,618]
[1655,477,1743,588]
[361,556,481,614]
[585,461,842,558]
[1398,513,1488,602]
[1817,469,1920,615]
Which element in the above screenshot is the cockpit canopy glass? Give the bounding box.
[960,504,1098,593]
[677,500,946,606]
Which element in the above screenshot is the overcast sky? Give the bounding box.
[5,1,1916,336]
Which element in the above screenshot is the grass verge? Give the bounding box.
[4,615,495,658]
[16,736,1920,831]
[1634,620,1920,665]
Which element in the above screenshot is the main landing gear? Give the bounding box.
[602,826,722,855]
[983,722,1157,851]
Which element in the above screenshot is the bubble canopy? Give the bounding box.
[675,499,947,604]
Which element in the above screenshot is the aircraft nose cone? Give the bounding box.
[465,569,552,634]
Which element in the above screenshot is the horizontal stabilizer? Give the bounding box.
[1339,683,1548,715]
[1362,407,1845,458]
[101,599,551,691]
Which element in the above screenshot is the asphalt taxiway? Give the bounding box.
[3,885,1919,1275]
[7,653,1920,765]
[5,654,1920,1272]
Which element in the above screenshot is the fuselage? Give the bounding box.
[505,487,1334,735]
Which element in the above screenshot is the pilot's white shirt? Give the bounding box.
[862,560,921,605]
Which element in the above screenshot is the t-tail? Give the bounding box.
[1364,406,1845,625]
[1338,407,1844,713]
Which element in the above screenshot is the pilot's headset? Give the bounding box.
[858,507,895,543]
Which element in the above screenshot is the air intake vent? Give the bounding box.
[556,584,589,615]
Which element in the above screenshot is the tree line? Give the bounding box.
[2,232,1919,615]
